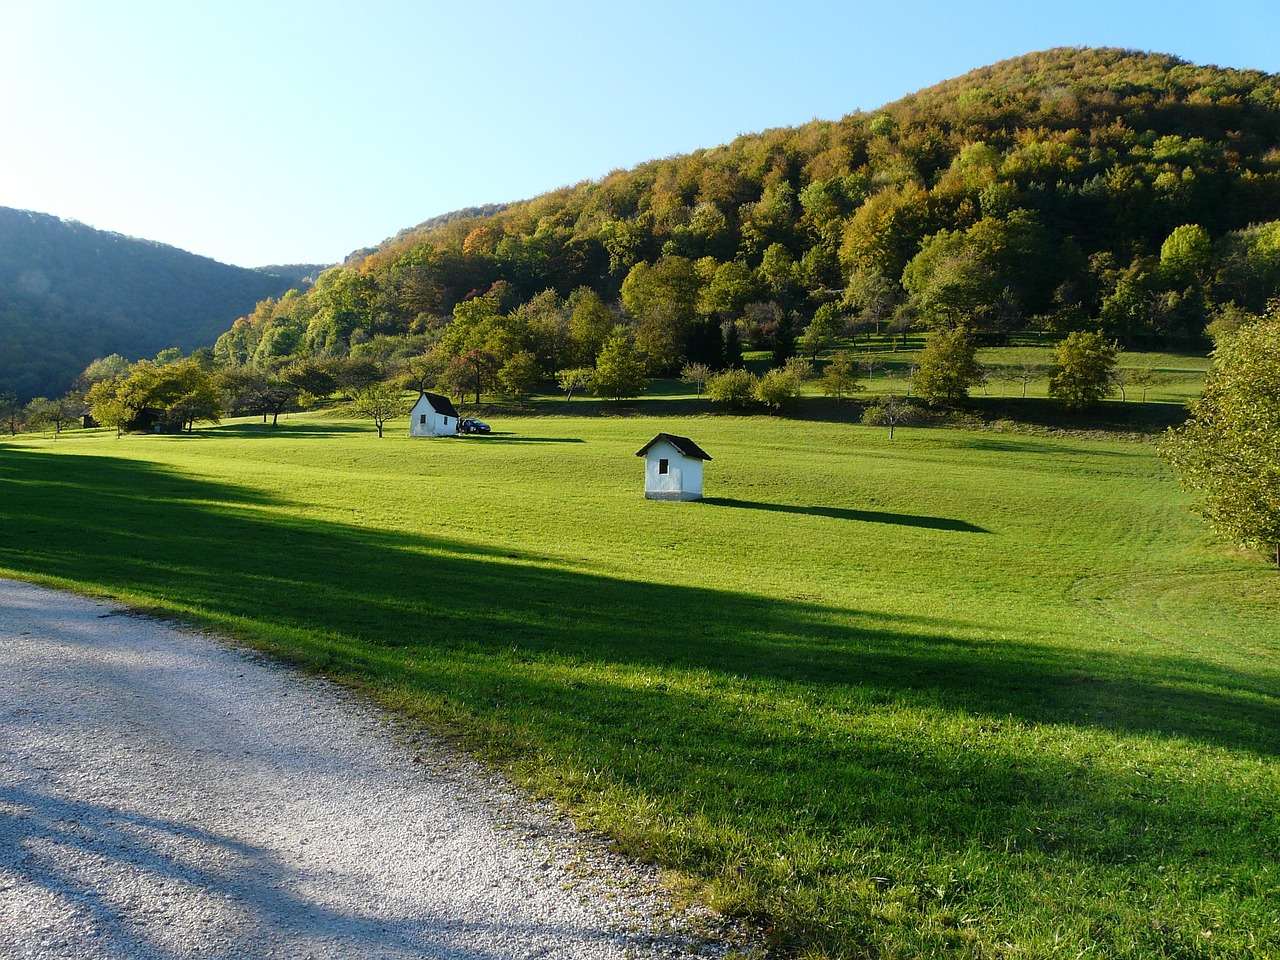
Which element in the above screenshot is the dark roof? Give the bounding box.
[420,391,459,418]
[635,433,711,460]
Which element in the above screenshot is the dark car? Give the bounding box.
[457,418,491,434]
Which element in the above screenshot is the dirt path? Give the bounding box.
[0,578,749,960]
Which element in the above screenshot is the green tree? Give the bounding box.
[497,350,541,402]
[800,303,843,360]
[820,353,860,401]
[912,327,983,405]
[351,382,406,438]
[680,361,713,398]
[1048,331,1119,410]
[556,367,594,401]
[752,368,801,410]
[861,396,918,439]
[0,392,22,435]
[593,331,647,399]
[706,368,757,409]
[1160,315,1280,565]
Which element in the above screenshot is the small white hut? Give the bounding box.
[636,433,711,501]
[409,392,460,438]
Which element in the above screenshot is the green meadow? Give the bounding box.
[2,412,1277,959]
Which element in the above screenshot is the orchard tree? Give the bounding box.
[556,367,594,401]
[820,352,860,400]
[0,392,21,435]
[912,327,983,405]
[680,361,713,397]
[861,396,917,439]
[351,382,406,438]
[1048,331,1119,410]
[1160,315,1280,565]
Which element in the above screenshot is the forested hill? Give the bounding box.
[216,47,1280,379]
[0,208,322,400]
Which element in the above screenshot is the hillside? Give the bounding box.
[213,47,1280,383]
[0,207,323,399]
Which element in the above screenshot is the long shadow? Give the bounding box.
[702,496,991,533]
[1,448,1277,953]
[468,433,587,444]
[0,784,645,959]
[206,421,372,438]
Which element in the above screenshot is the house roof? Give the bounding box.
[635,433,712,460]
[420,391,459,418]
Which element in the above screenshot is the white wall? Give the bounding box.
[408,397,454,437]
[643,440,704,501]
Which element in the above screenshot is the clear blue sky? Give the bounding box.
[2,0,1277,268]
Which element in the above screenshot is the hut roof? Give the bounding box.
[421,392,460,418]
[635,433,712,460]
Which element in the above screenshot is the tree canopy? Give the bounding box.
[1161,312,1280,565]
[195,48,1280,391]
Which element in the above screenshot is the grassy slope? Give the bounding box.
[2,414,1277,959]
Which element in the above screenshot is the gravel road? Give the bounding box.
[0,578,754,960]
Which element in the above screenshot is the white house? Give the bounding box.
[409,392,460,437]
[636,434,711,501]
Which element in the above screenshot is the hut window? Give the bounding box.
[659,458,669,475]
[420,414,427,425]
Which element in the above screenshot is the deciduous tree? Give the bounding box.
[1048,331,1119,410]
[593,331,647,399]
[351,382,406,438]
[912,327,983,405]
[1160,314,1280,565]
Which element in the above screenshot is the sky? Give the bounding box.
[2,0,1278,269]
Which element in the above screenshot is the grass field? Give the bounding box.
[2,412,1278,958]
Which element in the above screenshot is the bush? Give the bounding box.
[707,369,757,408]
[753,368,801,410]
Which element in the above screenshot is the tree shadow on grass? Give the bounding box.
[702,496,991,533]
[3,448,1277,955]
[467,434,587,444]
[205,421,373,438]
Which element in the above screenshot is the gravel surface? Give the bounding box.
[0,578,757,960]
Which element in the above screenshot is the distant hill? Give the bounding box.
[214,47,1280,377]
[0,208,319,400]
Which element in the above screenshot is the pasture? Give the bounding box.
[2,412,1277,959]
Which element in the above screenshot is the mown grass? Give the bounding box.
[2,414,1277,959]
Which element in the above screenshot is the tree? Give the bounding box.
[1160,315,1280,565]
[752,368,801,410]
[24,395,80,437]
[556,367,594,401]
[86,379,135,437]
[706,369,757,409]
[912,327,983,405]
[593,331,647,399]
[351,382,406,438]
[680,361,713,398]
[0,392,21,435]
[497,350,541,402]
[820,352,860,400]
[861,396,918,439]
[800,303,843,360]
[1048,331,1119,410]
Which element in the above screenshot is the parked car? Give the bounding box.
[457,417,490,434]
